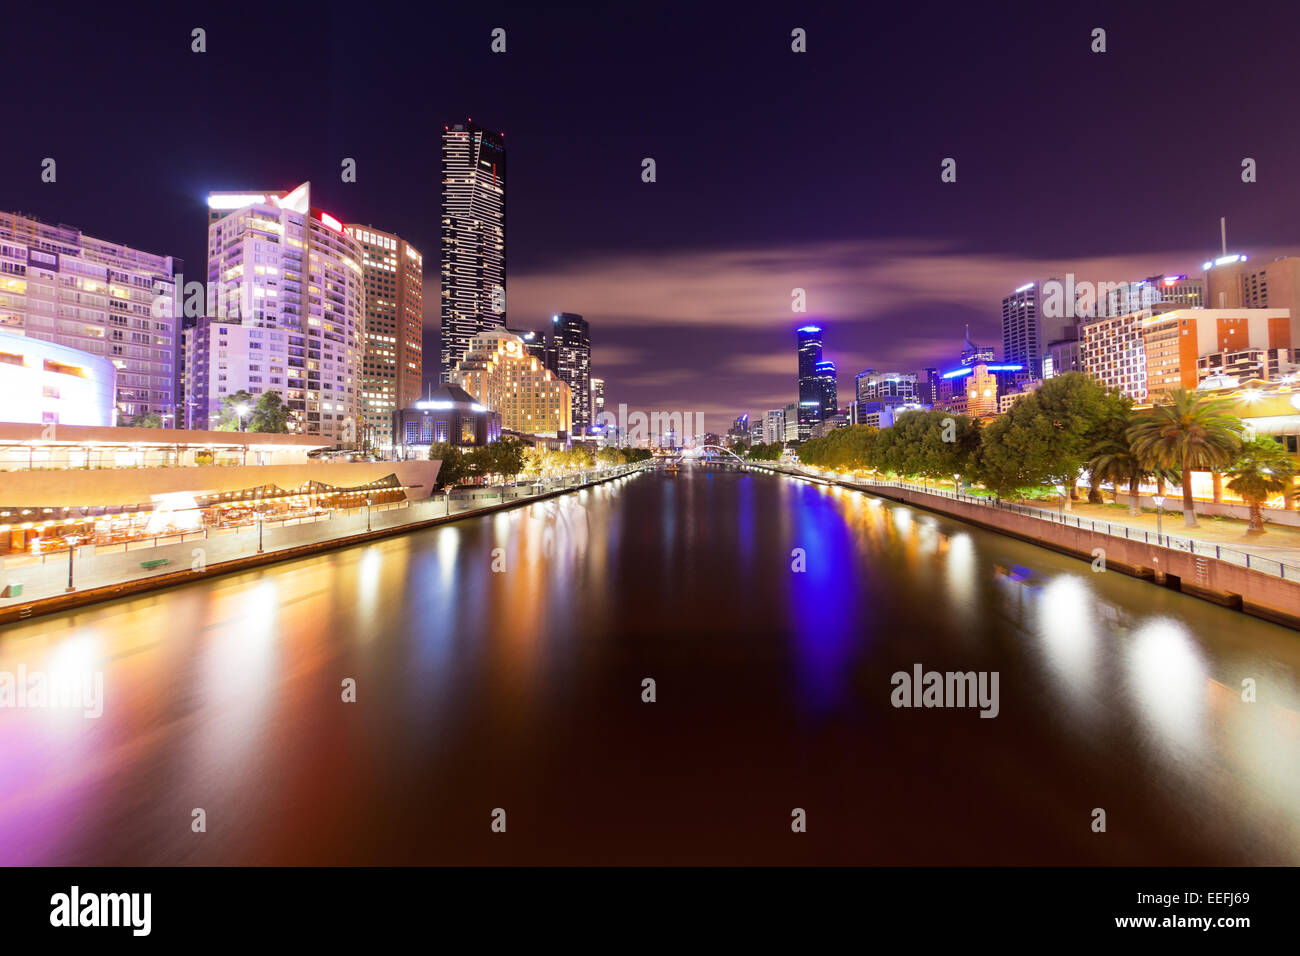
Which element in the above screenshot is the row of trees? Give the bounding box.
[796,372,1298,534]
[429,439,651,488]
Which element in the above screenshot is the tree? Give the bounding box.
[215,390,255,431]
[977,373,1117,504]
[1128,388,1242,528]
[1227,438,1298,535]
[490,436,528,480]
[125,412,164,428]
[428,442,469,487]
[1085,400,1149,514]
[248,390,293,433]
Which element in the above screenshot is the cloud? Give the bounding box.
[508,238,1269,333]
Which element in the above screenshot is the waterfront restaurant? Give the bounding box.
[0,423,439,556]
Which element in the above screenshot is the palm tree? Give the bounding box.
[1087,436,1149,515]
[1127,389,1242,528]
[1227,438,1298,535]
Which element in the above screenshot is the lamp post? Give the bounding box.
[1054,484,1066,517]
[365,496,373,533]
[65,534,81,592]
[236,403,250,433]
[256,511,265,553]
[1152,494,1165,539]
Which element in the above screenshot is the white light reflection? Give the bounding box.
[1035,576,1099,698]
[1127,618,1209,757]
[944,532,976,612]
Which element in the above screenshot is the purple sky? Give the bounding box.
[5,2,1299,432]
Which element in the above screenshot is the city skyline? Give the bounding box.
[5,5,1300,425]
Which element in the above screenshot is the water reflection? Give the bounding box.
[1,465,1298,864]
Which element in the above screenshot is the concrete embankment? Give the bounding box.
[749,464,1300,631]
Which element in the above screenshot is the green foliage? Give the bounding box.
[1127,388,1242,526]
[124,412,165,428]
[214,389,294,433]
[797,425,876,470]
[746,441,785,462]
[428,442,469,487]
[977,373,1119,495]
[1227,437,1298,534]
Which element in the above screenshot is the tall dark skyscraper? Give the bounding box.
[551,312,591,434]
[795,325,824,441]
[814,360,837,419]
[440,120,506,381]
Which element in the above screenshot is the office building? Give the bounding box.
[1082,310,1150,399]
[550,312,591,434]
[1002,281,1074,378]
[590,376,605,429]
[796,325,824,439]
[448,328,571,436]
[0,211,179,423]
[1197,347,1300,387]
[199,183,365,442]
[1105,274,1204,317]
[1143,308,1293,398]
[763,408,785,445]
[1044,338,1082,379]
[813,360,837,419]
[345,224,423,452]
[783,401,799,443]
[856,370,918,402]
[441,120,507,380]
[1203,254,1300,317]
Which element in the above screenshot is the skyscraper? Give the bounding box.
[590,376,605,429]
[814,359,837,418]
[198,183,364,442]
[1002,282,1073,378]
[0,212,179,424]
[796,325,824,440]
[346,224,423,451]
[441,120,506,381]
[551,312,591,434]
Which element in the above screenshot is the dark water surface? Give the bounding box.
[2,466,1298,864]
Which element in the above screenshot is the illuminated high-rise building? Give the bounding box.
[796,325,824,440]
[199,182,365,442]
[448,329,571,436]
[0,211,179,423]
[345,224,423,451]
[590,376,605,427]
[813,359,837,418]
[550,312,591,433]
[441,120,506,381]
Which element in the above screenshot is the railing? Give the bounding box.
[4,461,652,564]
[744,462,1300,582]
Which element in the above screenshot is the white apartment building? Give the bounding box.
[195,183,365,442]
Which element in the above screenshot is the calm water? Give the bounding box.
[1,466,1298,865]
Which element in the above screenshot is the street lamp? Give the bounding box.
[1152,494,1165,538]
[65,534,81,592]
[256,511,265,553]
[365,496,373,533]
[1054,483,1066,517]
[236,403,250,433]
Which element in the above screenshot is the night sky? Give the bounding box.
[5,1,1299,429]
